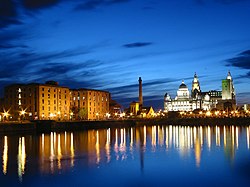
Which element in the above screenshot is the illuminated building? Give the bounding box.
[3,81,70,120]
[2,81,110,120]
[70,89,110,120]
[164,72,236,112]
[222,71,235,100]
[164,73,212,112]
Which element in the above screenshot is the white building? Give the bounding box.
[164,73,211,112]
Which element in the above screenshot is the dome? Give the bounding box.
[179,81,187,89]
[164,92,169,97]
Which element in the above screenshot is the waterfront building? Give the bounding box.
[164,74,211,112]
[164,72,236,112]
[70,88,110,120]
[2,81,70,120]
[1,81,110,121]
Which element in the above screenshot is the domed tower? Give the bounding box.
[177,80,189,99]
[192,72,201,98]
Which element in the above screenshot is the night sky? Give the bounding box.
[1,0,250,110]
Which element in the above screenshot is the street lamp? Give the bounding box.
[19,109,26,121]
[3,109,10,121]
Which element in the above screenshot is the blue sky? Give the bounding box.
[1,0,250,110]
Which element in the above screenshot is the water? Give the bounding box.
[0,125,250,187]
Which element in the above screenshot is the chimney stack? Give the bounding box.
[139,77,143,108]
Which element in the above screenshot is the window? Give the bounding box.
[54,106,56,110]
[54,100,56,104]
[42,99,44,104]
[42,106,44,110]
[42,88,44,91]
[48,100,50,105]
[54,94,56,98]
[42,93,44,97]
[48,106,50,111]
[48,94,50,98]
[48,88,50,92]
[65,101,67,105]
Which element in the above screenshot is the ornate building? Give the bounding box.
[164,72,235,112]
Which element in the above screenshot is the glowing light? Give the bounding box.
[96,131,100,164]
[224,126,226,147]
[151,126,156,148]
[236,126,238,149]
[20,109,26,116]
[216,126,220,146]
[58,134,62,169]
[207,126,211,149]
[206,111,211,117]
[247,127,249,149]
[130,128,133,147]
[105,129,111,163]
[17,137,26,182]
[70,133,74,167]
[144,126,146,146]
[165,127,169,148]
[2,136,8,175]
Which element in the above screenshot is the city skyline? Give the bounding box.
[1,0,250,109]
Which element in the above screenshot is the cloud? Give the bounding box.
[225,50,250,69]
[123,42,153,48]
[22,0,60,10]
[0,0,62,28]
[75,0,130,11]
[0,0,21,28]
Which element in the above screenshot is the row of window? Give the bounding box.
[41,87,67,94]
[41,99,67,105]
[41,106,67,111]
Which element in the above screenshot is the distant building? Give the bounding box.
[109,99,122,117]
[164,72,236,112]
[70,88,110,120]
[128,77,155,117]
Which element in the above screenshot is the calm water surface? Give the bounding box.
[0,125,250,187]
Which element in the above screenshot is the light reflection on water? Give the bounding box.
[0,125,250,186]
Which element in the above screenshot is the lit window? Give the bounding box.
[18,88,21,92]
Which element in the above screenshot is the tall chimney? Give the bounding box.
[139,77,143,107]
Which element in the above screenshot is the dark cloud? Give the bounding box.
[22,0,60,10]
[0,0,61,28]
[75,0,130,11]
[0,0,21,28]
[123,42,153,48]
[226,50,250,69]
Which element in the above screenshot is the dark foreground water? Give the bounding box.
[0,125,250,187]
